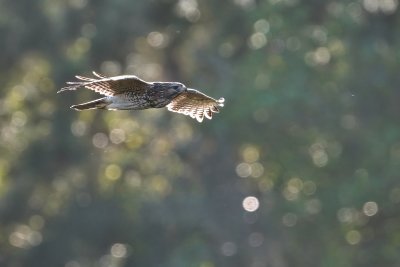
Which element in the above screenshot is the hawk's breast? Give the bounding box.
[146,87,180,108]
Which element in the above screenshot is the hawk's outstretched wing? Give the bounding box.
[167,89,225,122]
[57,71,150,96]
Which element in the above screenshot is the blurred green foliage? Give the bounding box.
[1,0,400,266]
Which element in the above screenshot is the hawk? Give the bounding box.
[58,72,225,122]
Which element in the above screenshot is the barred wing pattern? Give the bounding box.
[167,89,225,122]
[57,72,150,96]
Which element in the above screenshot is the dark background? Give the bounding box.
[1,0,400,266]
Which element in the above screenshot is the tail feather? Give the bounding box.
[71,97,109,110]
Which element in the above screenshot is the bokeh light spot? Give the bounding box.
[105,164,122,181]
[312,27,328,43]
[363,0,379,12]
[248,32,267,50]
[242,196,260,212]
[236,162,251,178]
[346,230,361,245]
[147,32,167,48]
[287,177,303,194]
[381,0,398,14]
[9,225,42,248]
[176,0,201,22]
[110,243,127,258]
[314,47,331,65]
[29,215,45,230]
[250,162,264,178]
[337,208,367,225]
[71,120,87,137]
[92,133,109,148]
[313,150,328,167]
[363,201,378,216]
[305,199,322,214]
[248,232,264,247]
[337,207,355,223]
[309,142,329,167]
[220,242,237,256]
[254,19,270,34]
[109,128,126,144]
[125,170,142,188]
[11,111,27,127]
[282,213,297,227]
[242,145,260,163]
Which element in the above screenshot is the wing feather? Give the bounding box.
[167,88,224,122]
[58,73,150,96]
[92,71,108,79]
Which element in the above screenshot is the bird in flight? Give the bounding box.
[58,72,225,122]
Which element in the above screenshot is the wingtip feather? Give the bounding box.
[57,87,71,93]
[204,109,213,119]
[217,97,225,107]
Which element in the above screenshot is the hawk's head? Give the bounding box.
[152,82,187,101]
[170,82,186,93]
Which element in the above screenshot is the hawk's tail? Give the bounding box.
[71,97,109,110]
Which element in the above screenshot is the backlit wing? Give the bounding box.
[167,88,225,122]
[57,71,150,96]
